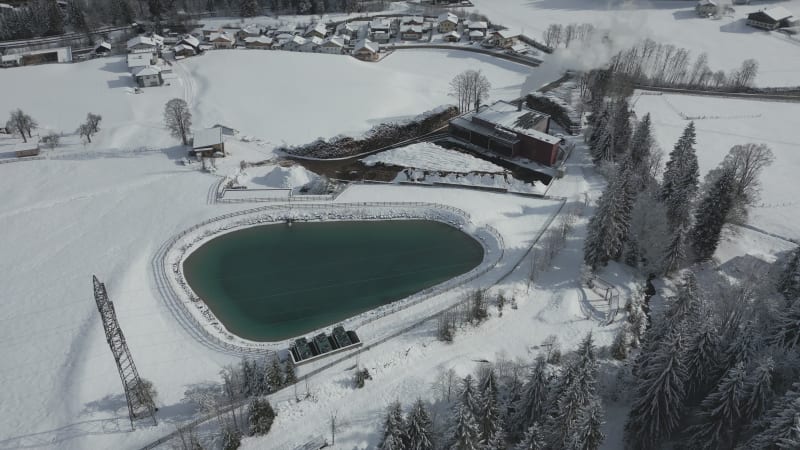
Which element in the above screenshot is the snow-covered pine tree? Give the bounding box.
[449,405,481,450]
[623,236,641,269]
[610,325,630,360]
[770,298,800,352]
[610,98,632,159]
[266,355,283,392]
[44,0,64,36]
[661,122,700,230]
[510,357,549,440]
[589,107,611,163]
[691,165,736,262]
[624,332,688,449]
[460,375,480,418]
[629,113,654,186]
[379,401,407,450]
[405,399,435,450]
[745,383,800,449]
[719,321,759,375]
[477,369,501,444]
[283,357,297,385]
[66,0,87,32]
[683,317,721,404]
[239,0,259,17]
[778,248,800,301]
[686,362,748,450]
[240,358,254,397]
[248,397,276,435]
[583,160,635,269]
[485,429,508,450]
[515,423,545,450]
[661,222,687,275]
[741,357,774,424]
[567,397,605,450]
[663,271,701,333]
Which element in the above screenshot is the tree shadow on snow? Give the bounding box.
[0,417,129,450]
[81,393,128,416]
[720,18,762,34]
[672,9,698,21]
[107,76,135,89]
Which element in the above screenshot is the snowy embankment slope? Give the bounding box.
[362,142,505,173]
[472,0,800,87]
[181,49,550,145]
[632,91,800,241]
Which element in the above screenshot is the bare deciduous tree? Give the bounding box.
[6,109,37,143]
[542,23,563,48]
[164,98,192,145]
[564,23,577,48]
[706,143,774,223]
[77,112,102,142]
[448,70,491,113]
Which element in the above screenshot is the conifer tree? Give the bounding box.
[44,0,64,36]
[485,429,508,450]
[771,298,800,351]
[450,405,481,450]
[477,369,501,445]
[661,122,700,230]
[460,375,480,417]
[515,423,545,450]
[568,398,605,450]
[589,108,611,163]
[691,166,736,262]
[778,248,800,302]
[610,325,630,360]
[625,332,688,449]
[687,362,747,450]
[66,0,88,31]
[741,357,774,424]
[248,397,276,435]
[663,271,701,333]
[610,98,632,159]
[283,357,297,385]
[629,113,653,176]
[683,319,721,404]
[661,222,687,275]
[405,399,434,450]
[239,0,259,17]
[379,401,406,450]
[583,160,635,269]
[719,321,758,374]
[745,384,800,449]
[510,357,549,440]
[266,355,283,391]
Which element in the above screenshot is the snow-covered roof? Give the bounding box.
[370,19,391,30]
[400,24,423,33]
[697,0,717,6]
[444,31,461,38]
[321,36,345,47]
[473,101,560,144]
[127,36,156,49]
[180,35,200,47]
[96,41,112,50]
[468,21,488,30]
[336,22,360,33]
[240,24,260,35]
[151,33,164,45]
[438,12,458,24]
[305,22,327,35]
[127,52,153,67]
[355,39,378,54]
[193,128,223,149]
[133,65,161,77]
[244,35,272,44]
[494,29,520,39]
[276,23,297,33]
[758,6,794,21]
[288,35,306,45]
[202,24,221,31]
[303,36,323,47]
[510,43,527,53]
[173,44,195,53]
[469,30,485,37]
[401,15,424,24]
[209,32,234,42]
[275,33,294,44]
[1,54,21,62]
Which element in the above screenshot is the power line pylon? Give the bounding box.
[92,275,157,429]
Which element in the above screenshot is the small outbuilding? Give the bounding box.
[443,31,461,42]
[173,44,196,57]
[95,41,112,55]
[696,0,718,17]
[191,128,225,157]
[208,32,234,49]
[747,7,795,30]
[305,22,328,39]
[133,65,163,87]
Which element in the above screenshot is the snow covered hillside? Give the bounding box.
[362,142,505,173]
[632,91,800,241]
[473,0,800,86]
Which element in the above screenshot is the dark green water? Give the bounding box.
[183,220,484,341]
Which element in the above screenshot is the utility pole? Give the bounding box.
[92,275,157,429]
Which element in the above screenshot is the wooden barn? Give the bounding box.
[190,128,225,157]
[747,7,795,30]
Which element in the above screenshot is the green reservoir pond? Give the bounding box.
[183,220,484,341]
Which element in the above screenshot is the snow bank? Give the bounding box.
[396,168,545,195]
[362,142,505,173]
[242,164,319,191]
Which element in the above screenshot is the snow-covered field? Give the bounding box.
[362,142,505,173]
[472,0,800,86]
[631,91,800,241]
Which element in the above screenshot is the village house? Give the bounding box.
[490,29,520,48]
[372,31,390,43]
[353,39,379,62]
[336,22,361,40]
[467,20,488,36]
[173,44,196,57]
[400,16,424,26]
[1,54,21,67]
[276,23,299,35]
[150,33,165,47]
[318,36,346,54]
[244,35,273,49]
[201,25,221,38]
[747,7,795,30]
[208,32,234,49]
[469,30,485,41]
[126,36,158,53]
[300,36,323,52]
[369,19,391,36]
[449,100,561,166]
[14,140,40,158]
[132,65,163,87]
[305,22,328,39]
[283,35,307,52]
[443,31,461,42]
[274,33,295,46]
[438,12,459,33]
[400,24,424,40]
[177,35,201,53]
[190,128,225,157]
[238,25,261,40]
[695,0,718,17]
[127,52,156,70]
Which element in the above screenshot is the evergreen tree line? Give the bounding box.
[607,38,759,91]
[378,333,606,450]
[622,252,800,449]
[0,0,65,40]
[584,93,774,274]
